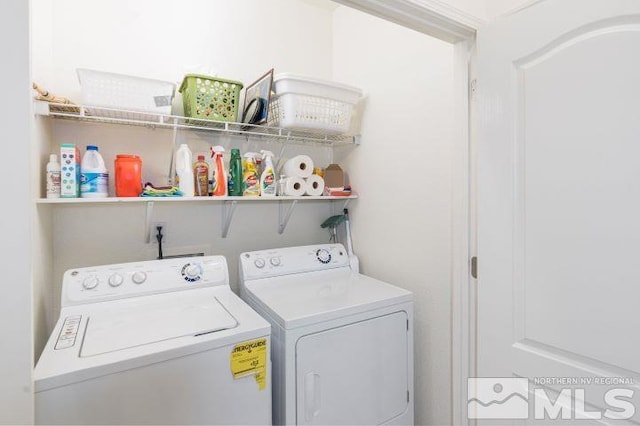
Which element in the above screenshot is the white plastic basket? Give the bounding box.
[268,73,363,134]
[77,69,176,115]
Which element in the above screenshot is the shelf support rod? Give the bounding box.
[274,141,289,174]
[144,201,155,243]
[167,117,179,186]
[278,200,298,234]
[221,200,238,238]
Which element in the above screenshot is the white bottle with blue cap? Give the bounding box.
[80,145,109,198]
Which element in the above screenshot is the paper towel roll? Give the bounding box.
[282,155,314,178]
[283,176,306,196]
[304,175,325,196]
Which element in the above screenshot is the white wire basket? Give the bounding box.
[77,69,176,115]
[267,73,363,134]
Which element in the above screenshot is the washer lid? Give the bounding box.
[80,292,238,357]
[243,268,412,329]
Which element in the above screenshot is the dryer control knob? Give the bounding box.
[82,276,99,290]
[186,264,199,277]
[316,249,332,264]
[132,271,147,284]
[183,264,202,281]
[270,257,281,266]
[108,273,124,287]
[254,258,266,268]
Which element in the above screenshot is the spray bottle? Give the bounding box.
[259,150,276,197]
[242,152,260,196]
[210,145,227,196]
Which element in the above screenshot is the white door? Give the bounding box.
[476,0,640,423]
[296,312,409,425]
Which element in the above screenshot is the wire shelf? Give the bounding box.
[34,101,360,147]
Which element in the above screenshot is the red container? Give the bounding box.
[115,155,142,197]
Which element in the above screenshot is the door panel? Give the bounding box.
[477,1,640,423]
[295,312,409,425]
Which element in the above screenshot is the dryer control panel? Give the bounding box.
[61,256,229,307]
[240,244,350,280]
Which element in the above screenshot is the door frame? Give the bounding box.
[331,1,480,424]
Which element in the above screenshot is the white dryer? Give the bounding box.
[35,256,271,425]
[239,244,413,425]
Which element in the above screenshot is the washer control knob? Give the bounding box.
[82,276,99,290]
[270,257,281,267]
[108,273,124,287]
[316,249,332,264]
[132,271,147,284]
[254,258,266,269]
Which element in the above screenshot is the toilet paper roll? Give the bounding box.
[304,175,325,196]
[283,176,306,196]
[282,155,314,178]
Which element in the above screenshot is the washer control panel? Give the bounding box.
[240,244,350,280]
[54,315,81,350]
[62,256,229,307]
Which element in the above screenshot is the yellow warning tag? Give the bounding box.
[230,338,267,390]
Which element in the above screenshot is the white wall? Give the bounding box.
[46,0,335,100]
[30,2,457,426]
[333,7,454,426]
[1,0,33,423]
[32,0,339,356]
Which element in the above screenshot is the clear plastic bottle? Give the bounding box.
[46,154,61,198]
[228,149,243,196]
[193,155,209,197]
[176,143,194,197]
[80,145,109,198]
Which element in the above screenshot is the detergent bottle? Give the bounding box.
[80,145,109,198]
[210,145,227,196]
[260,150,276,197]
[228,148,243,196]
[242,152,260,197]
[175,143,194,197]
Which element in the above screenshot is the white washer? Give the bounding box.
[239,244,414,425]
[35,256,271,425]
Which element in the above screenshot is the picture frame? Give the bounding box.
[241,68,274,125]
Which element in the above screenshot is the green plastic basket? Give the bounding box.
[179,74,243,122]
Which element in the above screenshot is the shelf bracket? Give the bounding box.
[221,201,238,238]
[331,197,352,216]
[144,201,155,242]
[278,200,298,234]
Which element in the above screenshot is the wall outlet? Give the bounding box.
[149,222,167,244]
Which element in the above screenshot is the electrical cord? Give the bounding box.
[156,226,164,259]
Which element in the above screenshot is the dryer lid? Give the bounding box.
[80,292,238,357]
[243,268,412,329]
